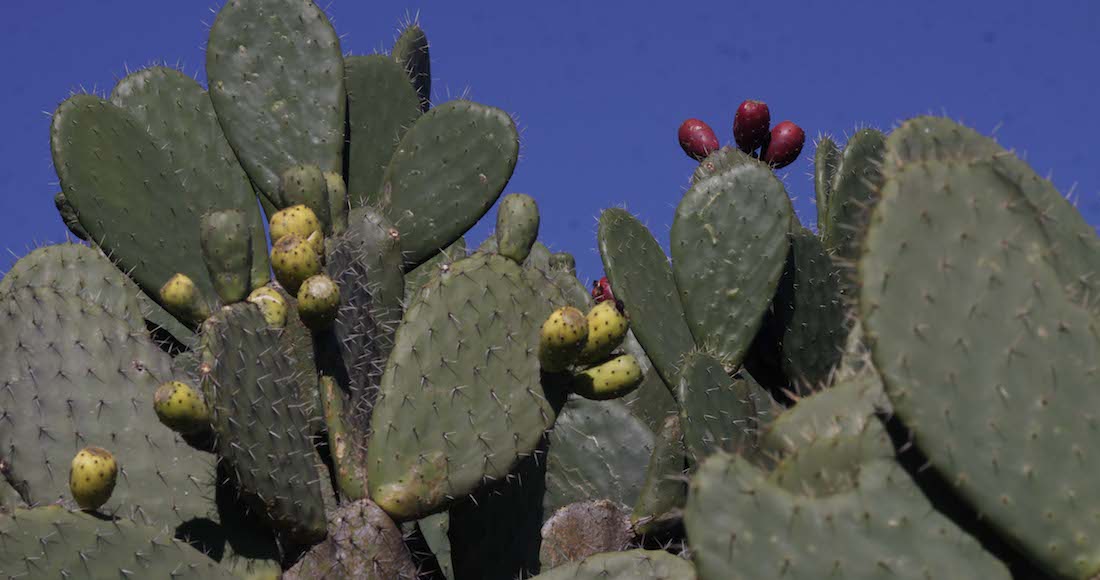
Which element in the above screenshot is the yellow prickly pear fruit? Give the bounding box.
[69,446,118,511]
[270,234,322,294]
[297,274,341,331]
[246,286,289,328]
[539,306,589,373]
[577,299,629,365]
[570,354,644,401]
[159,273,211,324]
[270,204,322,249]
[154,381,211,435]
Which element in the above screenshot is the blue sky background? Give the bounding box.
[1,1,1097,284]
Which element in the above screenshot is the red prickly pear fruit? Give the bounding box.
[733,100,771,153]
[677,119,720,161]
[762,121,805,169]
[591,277,615,304]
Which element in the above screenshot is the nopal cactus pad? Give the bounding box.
[367,253,562,521]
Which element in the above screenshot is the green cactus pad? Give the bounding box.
[0,286,216,527]
[392,22,431,112]
[380,100,519,268]
[0,507,236,579]
[549,252,576,276]
[631,414,687,536]
[860,143,1100,576]
[597,208,695,390]
[676,350,764,462]
[530,549,696,580]
[617,330,678,433]
[53,191,88,240]
[345,55,422,208]
[367,253,562,520]
[111,66,270,291]
[671,164,793,367]
[418,512,455,580]
[496,193,541,263]
[776,227,847,389]
[524,241,553,272]
[404,236,466,301]
[206,0,345,203]
[545,397,654,516]
[50,94,221,302]
[540,499,633,569]
[284,500,418,580]
[813,135,840,231]
[822,128,886,262]
[684,437,1010,580]
[690,146,758,185]
[199,303,327,543]
[200,209,253,304]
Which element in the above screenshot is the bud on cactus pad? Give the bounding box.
[159,273,211,325]
[270,204,322,249]
[271,234,323,294]
[570,354,644,401]
[577,299,629,365]
[246,286,289,328]
[69,447,118,511]
[297,274,341,331]
[762,120,805,169]
[733,99,771,153]
[540,306,589,373]
[153,381,211,435]
[677,118,719,161]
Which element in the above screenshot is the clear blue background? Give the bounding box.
[2,1,1097,283]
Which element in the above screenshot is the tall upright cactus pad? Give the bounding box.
[544,397,654,516]
[0,286,216,527]
[813,135,841,231]
[111,66,270,290]
[776,227,847,389]
[393,23,432,112]
[676,350,763,462]
[598,208,695,389]
[671,164,793,367]
[206,0,345,203]
[822,128,886,262]
[367,253,563,520]
[345,55,422,208]
[199,303,327,543]
[0,507,236,579]
[631,414,687,536]
[530,549,697,580]
[50,95,219,301]
[684,428,1011,580]
[381,100,519,267]
[860,119,1100,578]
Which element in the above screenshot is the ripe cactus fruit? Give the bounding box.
[495,193,541,263]
[297,274,341,331]
[577,299,629,364]
[570,354,644,400]
[539,306,589,373]
[762,120,805,169]
[160,273,211,325]
[271,234,323,294]
[590,276,614,304]
[69,447,118,511]
[677,118,719,160]
[733,99,770,153]
[246,286,289,328]
[270,204,323,250]
[153,381,211,435]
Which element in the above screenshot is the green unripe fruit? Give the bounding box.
[69,447,118,511]
[495,193,540,263]
[570,354,644,401]
[159,273,211,325]
[279,165,332,234]
[153,381,211,435]
[271,234,323,295]
[199,208,253,304]
[297,274,341,331]
[270,204,322,250]
[246,286,289,328]
[539,306,588,373]
[577,300,630,364]
[324,171,349,235]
